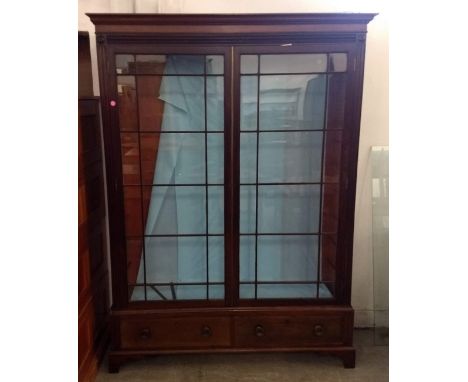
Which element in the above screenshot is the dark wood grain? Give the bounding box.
[88,12,375,372]
[78,97,110,381]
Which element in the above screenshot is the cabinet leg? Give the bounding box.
[108,355,120,373]
[341,349,356,369]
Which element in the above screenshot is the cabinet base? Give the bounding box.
[108,347,355,373]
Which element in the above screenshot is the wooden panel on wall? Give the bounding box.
[78,32,94,98]
[78,97,110,382]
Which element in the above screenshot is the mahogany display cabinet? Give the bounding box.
[88,12,376,372]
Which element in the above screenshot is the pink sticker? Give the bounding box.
[110,100,117,107]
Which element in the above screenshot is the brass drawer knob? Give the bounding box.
[314,324,325,337]
[201,325,212,337]
[139,327,151,340]
[255,325,265,337]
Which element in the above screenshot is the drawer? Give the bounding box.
[120,316,231,349]
[234,315,344,348]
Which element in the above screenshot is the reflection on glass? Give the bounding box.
[259,75,326,130]
[329,53,347,72]
[323,131,342,183]
[123,186,142,237]
[320,234,337,296]
[117,76,138,131]
[116,54,134,74]
[208,236,224,283]
[208,186,224,234]
[240,186,256,234]
[241,55,258,74]
[207,76,224,131]
[135,55,166,74]
[144,186,206,235]
[258,131,323,183]
[140,133,205,185]
[258,185,320,233]
[240,133,257,183]
[207,134,224,183]
[240,76,258,131]
[206,55,224,74]
[260,54,327,73]
[120,133,140,185]
[237,53,346,300]
[122,54,225,302]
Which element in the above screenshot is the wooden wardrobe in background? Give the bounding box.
[78,31,110,382]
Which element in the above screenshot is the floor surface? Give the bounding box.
[96,329,388,382]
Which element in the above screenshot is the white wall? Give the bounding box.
[78,0,389,327]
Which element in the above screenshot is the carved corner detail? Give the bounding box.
[356,33,366,42]
[96,34,107,45]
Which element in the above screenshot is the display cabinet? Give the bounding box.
[88,12,376,372]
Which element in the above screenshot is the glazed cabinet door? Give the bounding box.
[111,49,229,304]
[236,46,351,302]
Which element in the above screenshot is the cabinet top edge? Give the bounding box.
[86,12,377,26]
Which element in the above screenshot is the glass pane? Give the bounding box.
[206,55,224,74]
[258,131,323,183]
[137,76,165,132]
[129,286,145,301]
[208,186,224,234]
[240,186,256,234]
[240,235,321,300]
[241,55,258,74]
[117,76,138,131]
[140,133,159,185]
[159,74,204,131]
[120,133,140,185]
[240,133,257,183]
[329,53,347,72]
[136,55,205,75]
[126,238,143,285]
[239,235,255,282]
[123,186,142,237]
[140,133,205,184]
[257,235,318,281]
[145,236,207,300]
[140,133,205,185]
[207,134,223,183]
[259,75,326,130]
[326,74,347,130]
[258,185,320,233]
[257,284,317,299]
[240,76,258,131]
[135,55,167,74]
[145,236,206,281]
[209,236,224,282]
[240,284,255,299]
[143,186,206,235]
[371,146,389,344]
[260,54,327,74]
[322,183,340,233]
[118,54,226,302]
[323,131,342,183]
[320,234,337,298]
[207,76,224,131]
[116,54,134,74]
[209,285,224,299]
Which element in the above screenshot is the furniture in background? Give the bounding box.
[78,31,110,382]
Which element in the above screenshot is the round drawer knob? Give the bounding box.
[314,324,325,337]
[255,325,265,337]
[201,325,212,337]
[140,328,151,340]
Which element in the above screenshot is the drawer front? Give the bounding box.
[120,316,231,349]
[234,315,344,348]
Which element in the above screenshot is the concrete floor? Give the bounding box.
[96,329,388,382]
